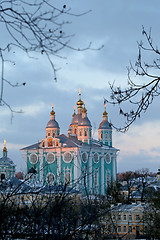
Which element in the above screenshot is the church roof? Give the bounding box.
[21,134,117,151]
[46,119,60,129]
[0,156,15,167]
[99,120,112,129]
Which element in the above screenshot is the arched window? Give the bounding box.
[74,128,77,134]
[65,172,71,185]
[79,130,82,136]
[48,132,50,136]
[53,132,55,137]
[1,173,5,181]
[46,172,55,185]
[48,139,53,147]
[84,130,87,136]
[42,141,45,147]
[56,141,58,146]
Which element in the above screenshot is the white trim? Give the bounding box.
[29,154,38,165]
[63,151,73,163]
[46,153,55,164]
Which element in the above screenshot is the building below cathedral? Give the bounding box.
[21,91,118,195]
[0,140,16,181]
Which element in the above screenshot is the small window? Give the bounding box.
[123,215,127,220]
[105,154,111,164]
[48,132,50,136]
[46,172,55,185]
[64,152,72,163]
[65,172,71,185]
[48,139,53,147]
[82,152,87,163]
[118,215,121,220]
[136,215,140,221]
[79,130,82,136]
[123,225,127,233]
[30,154,38,165]
[93,153,99,163]
[129,215,132,221]
[118,226,121,233]
[129,226,132,233]
[47,154,55,164]
[74,129,77,134]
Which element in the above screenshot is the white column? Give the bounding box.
[74,149,79,190]
[56,148,61,184]
[39,149,44,184]
[101,156,104,195]
[89,152,92,194]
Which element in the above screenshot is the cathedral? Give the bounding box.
[21,91,118,195]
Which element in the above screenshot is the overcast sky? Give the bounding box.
[0,0,160,173]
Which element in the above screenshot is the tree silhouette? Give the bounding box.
[107,26,160,132]
[0,0,102,117]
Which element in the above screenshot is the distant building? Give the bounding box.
[0,140,16,181]
[21,91,119,195]
[105,203,148,239]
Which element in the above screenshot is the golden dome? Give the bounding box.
[77,88,84,108]
[103,103,108,117]
[82,103,87,113]
[50,105,55,115]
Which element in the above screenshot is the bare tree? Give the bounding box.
[0,0,102,117]
[106,26,160,132]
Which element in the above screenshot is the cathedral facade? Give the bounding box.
[21,92,118,195]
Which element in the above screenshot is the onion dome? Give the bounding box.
[77,89,84,108]
[0,141,15,167]
[99,120,112,129]
[99,103,112,129]
[71,114,82,125]
[46,105,60,129]
[78,117,92,127]
[82,103,87,114]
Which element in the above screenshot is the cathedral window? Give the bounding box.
[64,152,72,163]
[93,153,99,163]
[82,152,87,163]
[47,153,55,164]
[46,172,55,185]
[48,139,53,147]
[29,154,38,165]
[105,154,111,164]
[65,172,71,185]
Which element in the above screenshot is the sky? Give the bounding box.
[0,0,160,173]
